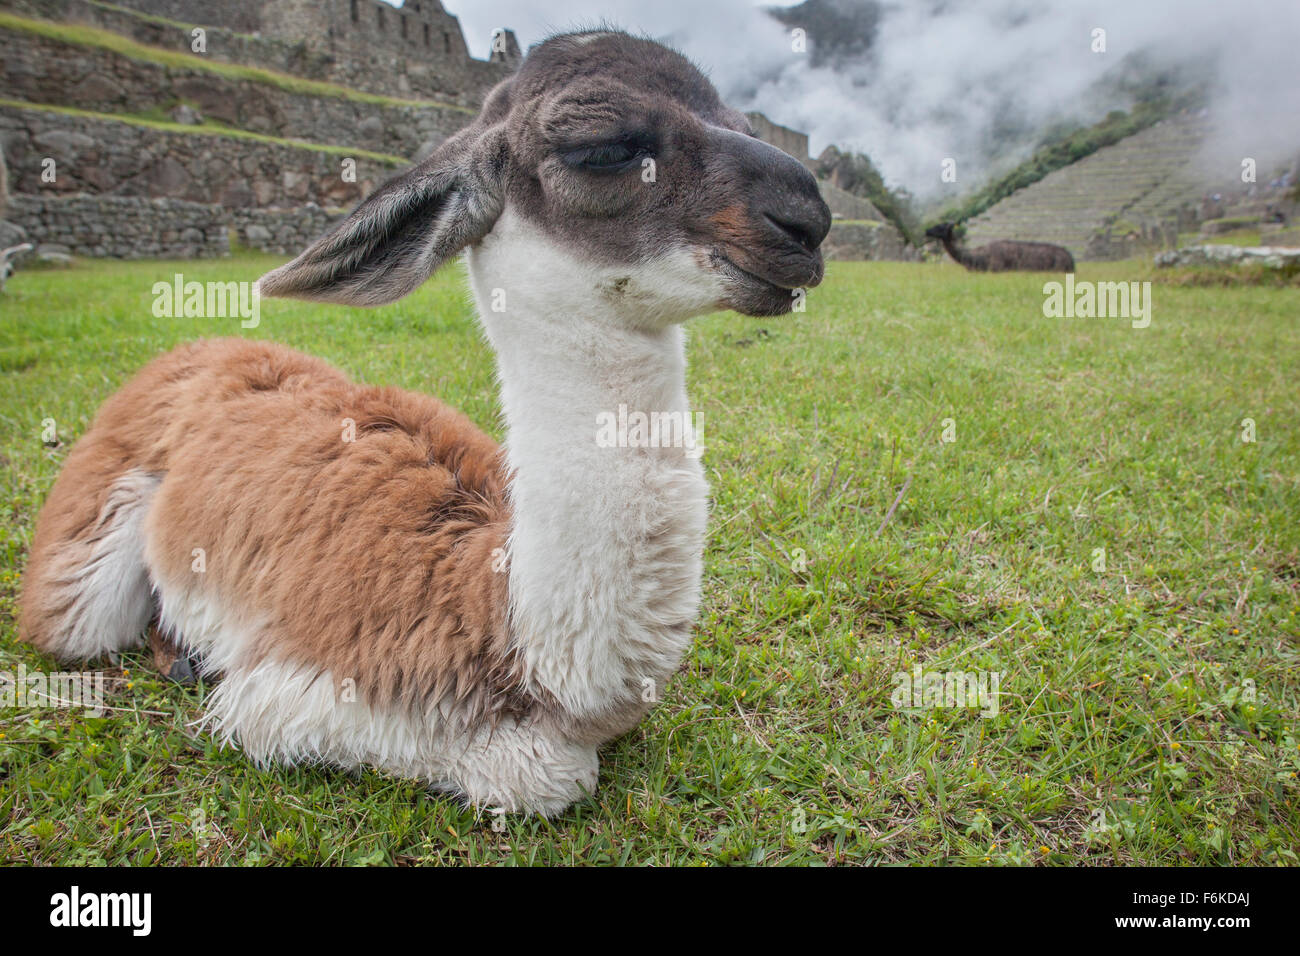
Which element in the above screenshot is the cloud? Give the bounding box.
[426,0,1299,198]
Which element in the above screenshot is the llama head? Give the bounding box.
[924,222,958,242]
[258,30,831,325]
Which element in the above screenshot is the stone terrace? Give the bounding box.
[965,113,1216,258]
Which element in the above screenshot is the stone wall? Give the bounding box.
[105,0,481,62]
[0,104,403,209]
[6,194,228,258]
[820,181,884,222]
[823,221,919,262]
[256,0,519,107]
[0,0,514,106]
[0,1,882,265]
[747,112,810,165]
[263,0,473,62]
[228,204,345,255]
[4,194,353,259]
[0,25,471,159]
[108,0,262,33]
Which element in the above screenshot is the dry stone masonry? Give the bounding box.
[0,105,398,208]
[0,0,515,261]
[0,0,916,263]
[1,0,520,104]
[7,194,228,259]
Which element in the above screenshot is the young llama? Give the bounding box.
[19,31,831,816]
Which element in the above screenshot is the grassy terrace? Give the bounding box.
[1,256,1296,864]
[0,11,473,114]
[0,98,408,166]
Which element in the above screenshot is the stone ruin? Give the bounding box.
[1155,244,1300,270]
[0,0,911,267]
[0,0,521,263]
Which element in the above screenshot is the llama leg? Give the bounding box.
[195,649,597,816]
[438,721,599,818]
[149,567,595,816]
[194,650,434,776]
[20,468,161,660]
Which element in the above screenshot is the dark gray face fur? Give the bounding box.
[260,30,832,318]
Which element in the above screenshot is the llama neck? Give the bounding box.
[465,218,709,724]
[944,235,987,271]
[942,235,969,267]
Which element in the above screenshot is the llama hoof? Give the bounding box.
[163,656,197,685]
[148,627,197,685]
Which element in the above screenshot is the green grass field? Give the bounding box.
[1,254,1296,865]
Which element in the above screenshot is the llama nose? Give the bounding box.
[746,141,831,251]
[709,124,832,264]
[764,209,825,254]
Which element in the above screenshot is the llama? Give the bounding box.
[19,31,831,816]
[925,222,1074,272]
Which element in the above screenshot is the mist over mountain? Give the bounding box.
[446,0,1299,201]
[766,0,883,70]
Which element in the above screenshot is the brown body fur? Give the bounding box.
[20,338,528,726]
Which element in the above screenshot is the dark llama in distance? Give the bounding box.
[925,222,1075,272]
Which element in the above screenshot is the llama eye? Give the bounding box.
[564,142,644,171]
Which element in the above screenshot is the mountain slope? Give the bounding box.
[963,112,1214,257]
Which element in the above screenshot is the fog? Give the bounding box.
[402,0,1300,199]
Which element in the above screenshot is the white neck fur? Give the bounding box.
[465,209,711,723]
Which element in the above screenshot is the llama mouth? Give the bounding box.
[709,251,820,317]
[712,250,823,293]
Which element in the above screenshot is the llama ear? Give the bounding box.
[257,125,506,306]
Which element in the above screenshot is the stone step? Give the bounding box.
[963,112,1239,259]
[0,15,471,159]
